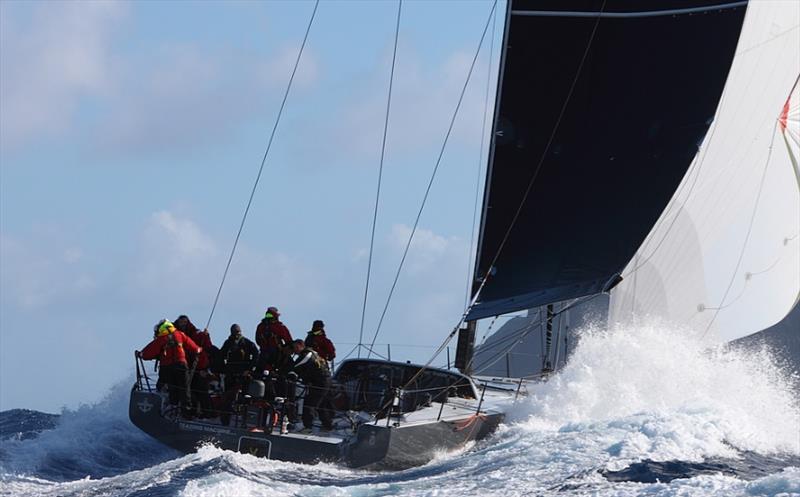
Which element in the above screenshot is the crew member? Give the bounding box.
[174,315,215,417]
[139,319,201,412]
[255,306,293,373]
[291,339,333,432]
[304,320,336,363]
[219,324,259,425]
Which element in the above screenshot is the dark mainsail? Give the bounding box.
[467,0,748,321]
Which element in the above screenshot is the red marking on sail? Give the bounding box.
[779,96,790,132]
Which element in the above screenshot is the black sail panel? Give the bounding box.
[467,0,747,320]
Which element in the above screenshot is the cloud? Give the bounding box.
[0,233,97,311]
[128,210,323,327]
[357,223,473,346]
[319,41,496,167]
[94,42,320,157]
[0,2,321,159]
[0,1,127,149]
[388,223,468,274]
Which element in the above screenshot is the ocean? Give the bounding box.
[2,324,798,497]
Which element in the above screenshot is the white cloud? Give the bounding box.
[148,210,218,263]
[0,233,96,311]
[129,210,323,329]
[63,248,83,264]
[388,223,467,274]
[259,43,320,90]
[0,2,322,159]
[0,1,126,149]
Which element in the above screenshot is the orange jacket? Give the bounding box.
[141,330,200,367]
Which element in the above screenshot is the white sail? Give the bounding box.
[609,0,800,342]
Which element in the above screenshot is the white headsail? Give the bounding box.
[609,1,800,342]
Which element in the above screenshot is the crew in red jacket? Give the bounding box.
[174,315,213,370]
[305,320,336,363]
[139,319,201,409]
[255,306,293,372]
[173,315,215,416]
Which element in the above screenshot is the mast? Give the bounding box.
[542,303,554,373]
[457,0,513,376]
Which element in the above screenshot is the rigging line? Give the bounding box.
[703,233,798,311]
[392,0,606,394]
[471,316,544,354]
[204,0,320,330]
[476,315,501,348]
[623,22,786,280]
[632,55,786,299]
[465,5,498,308]
[623,78,732,278]
[340,343,360,362]
[701,119,779,338]
[358,0,403,357]
[472,320,542,375]
[468,318,544,364]
[366,0,499,358]
[479,0,606,293]
[688,43,790,237]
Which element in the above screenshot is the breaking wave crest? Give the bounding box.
[0,377,178,482]
[510,320,800,464]
[1,321,798,496]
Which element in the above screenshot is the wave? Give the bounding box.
[1,321,798,496]
[0,409,59,442]
[0,379,179,482]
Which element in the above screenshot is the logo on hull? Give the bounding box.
[137,398,154,413]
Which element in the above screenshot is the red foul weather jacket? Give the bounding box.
[187,330,213,370]
[255,319,293,353]
[141,330,200,367]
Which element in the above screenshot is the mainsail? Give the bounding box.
[609,0,800,342]
[468,0,748,321]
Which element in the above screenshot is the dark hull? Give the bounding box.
[129,388,503,469]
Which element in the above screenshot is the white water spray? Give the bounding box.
[510,320,799,463]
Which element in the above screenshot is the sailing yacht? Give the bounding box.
[130,0,798,468]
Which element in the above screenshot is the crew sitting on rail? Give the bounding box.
[138,319,201,416]
[291,339,333,432]
[173,315,216,418]
[304,320,336,364]
[219,324,259,425]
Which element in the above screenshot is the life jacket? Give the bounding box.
[223,335,257,374]
[256,319,286,363]
[293,347,330,384]
[140,330,194,367]
[305,330,335,361]
[209,344,224,374]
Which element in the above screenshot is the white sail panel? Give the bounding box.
[609,0,800,342]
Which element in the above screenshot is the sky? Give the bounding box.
[0,0,509,413]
